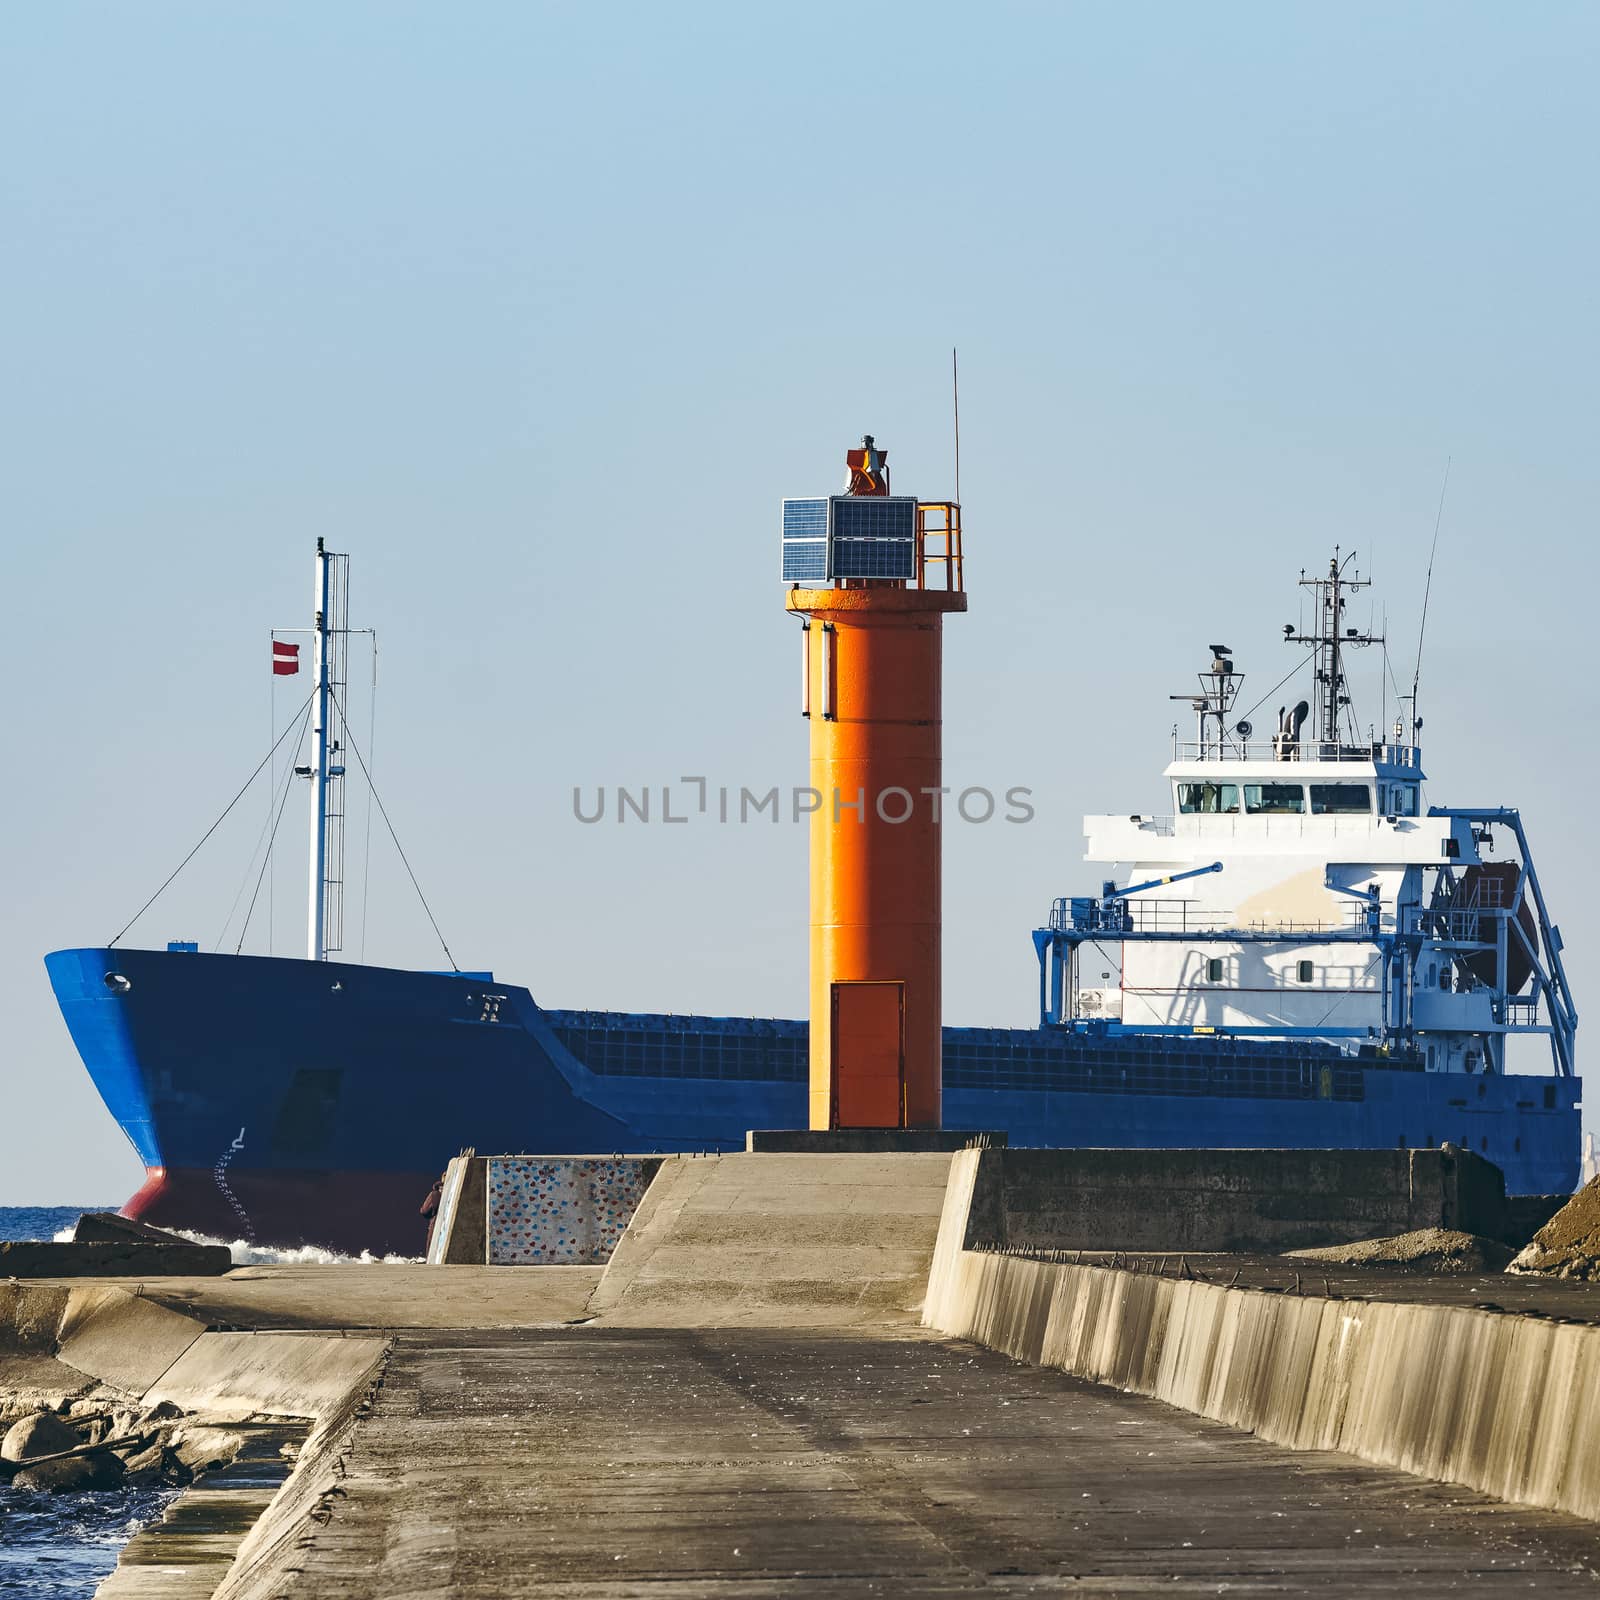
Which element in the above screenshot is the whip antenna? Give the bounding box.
[1410,455,1451,735]
[952,347,961,504]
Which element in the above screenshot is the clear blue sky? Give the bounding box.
[3,3,1596,1203]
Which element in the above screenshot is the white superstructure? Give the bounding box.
[1041,554,1576,1082]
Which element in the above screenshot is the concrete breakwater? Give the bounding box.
[924,1148,1600,1523]
[0,1280,386,1595]
[8,1149,1600,1597]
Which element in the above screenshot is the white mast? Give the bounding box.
[307,541,331,961]
[305,540,350,962]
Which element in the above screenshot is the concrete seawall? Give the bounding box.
[1,1281,388,1596]
[955,1144,1509,1253]
[925,1149,1600,1522]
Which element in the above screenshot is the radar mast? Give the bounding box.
[1285,549,1383,748]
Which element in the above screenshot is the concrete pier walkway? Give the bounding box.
[228,1326,1600,1597]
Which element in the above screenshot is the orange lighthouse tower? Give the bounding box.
[782,438,966,1130]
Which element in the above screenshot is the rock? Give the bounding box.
[2,1410,79,1463]
[109,1408,140,1439]
[141,1400,184,1423]
[1508,1176,1600,1278]
[119,1439,168,1476]
[118,1439,171,1486]
[171,1427,244,1474]
[11,1451,125,1492]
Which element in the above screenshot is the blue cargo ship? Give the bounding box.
[44,543,1581,1253]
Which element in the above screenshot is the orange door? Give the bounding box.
[831,980,905,1128]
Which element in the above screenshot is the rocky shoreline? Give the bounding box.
[0,1394,277,1493]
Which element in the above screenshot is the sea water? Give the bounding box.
[0,1486,178,1597]
[0,1205,410,1588]
[0,1209,174,1592]
[0,1207,116,1245]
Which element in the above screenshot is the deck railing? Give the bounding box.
[1170,739,1421,767]
[1106,814,1411,839]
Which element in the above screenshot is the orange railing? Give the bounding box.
[916,502,964,592]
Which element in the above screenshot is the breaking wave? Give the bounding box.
[49,1223,417,1265]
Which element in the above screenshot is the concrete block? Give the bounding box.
[144,1332,387,1421]
[590,1151,954,1327]
[0,1242,232,1278]
[430,1154,661,1266]
[0,1284,70,1351]
[486,1156,660,1265]
[945,1147,1510,1255]
[427,1154,487,1265]
[0,1354,98,1411]
[55,1288,206,1396]
[72,1212,188,1246]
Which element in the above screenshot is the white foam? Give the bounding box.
[50,1221,417,1265]
[169,1229,419,1266]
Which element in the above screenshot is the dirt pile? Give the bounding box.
[1286,1228,1513,1274]
[1508,1177,1600,1279]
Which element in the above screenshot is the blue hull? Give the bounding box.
[45,946,1582,1254]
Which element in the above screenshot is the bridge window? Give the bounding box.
[1310,783,1372,815]
[1205,957,1224,983]
[1178,782,1239,814]
[1380,783,1420,816]
[1243,782,1305,815]
[1296,959,1314,983]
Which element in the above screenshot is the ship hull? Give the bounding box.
[119,1164,445,1256]
[47,947,1583,1255]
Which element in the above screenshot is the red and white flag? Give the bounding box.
[272,639,300,676]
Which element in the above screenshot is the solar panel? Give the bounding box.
[781,494,917,582]
[832,538,916,579]
[782,542,829,582]
[781,498,829,582]
[782,498,828,539]
[832,497,916,541]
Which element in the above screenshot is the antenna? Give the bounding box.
[951,346,961,505]
[1285,547,1382,747]
[1380,606,1388,739]
[1410,455,1451,739]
